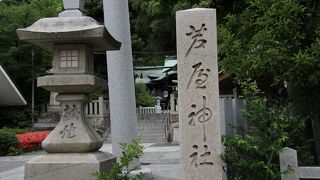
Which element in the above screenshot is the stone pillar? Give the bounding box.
[103,0,138,160]
[98,96,104,118]
[279,147,299,180]
[176,8,222,180]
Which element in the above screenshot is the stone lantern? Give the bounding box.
[17,0,121,179]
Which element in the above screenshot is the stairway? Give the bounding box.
[104,113,168,143]
[138,113,167,143]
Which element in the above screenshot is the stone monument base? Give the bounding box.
[25,151,116,180]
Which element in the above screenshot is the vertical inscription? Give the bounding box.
[185,24,208,57]
[177,8,222,180]
[60,122,76,139]
[63,104,80,121]
[189,144,214,167]
[188,96,212,141]
[187,62,211,89]
[60,104,80,139]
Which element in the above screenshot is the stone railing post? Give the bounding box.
[98,96,104,118]
[170,93,175,112]
[280,147,299,180]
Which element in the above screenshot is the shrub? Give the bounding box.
[16,131,50,152]
[0,128,26,156]
[92,139,145,180]
[2,106,36,128]
[135,83,155,107]
[222,82,311,179]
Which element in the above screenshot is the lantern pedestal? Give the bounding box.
[42,94,104,153]
[25,152,116,180]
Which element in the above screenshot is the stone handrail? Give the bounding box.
[136,107,156,114]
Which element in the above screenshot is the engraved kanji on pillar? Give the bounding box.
[177,8,222,180]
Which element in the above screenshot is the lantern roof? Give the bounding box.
[16,16,121,52]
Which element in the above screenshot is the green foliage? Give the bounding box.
[219,0,307,82]
[8,106,36,128]
[0,128,26,156]
[129,0,178,66]
[92,139,144,180]
[216,0,320,165]
[129,0,244,66]
[222,82,312,179]
[7,146,24,156]
[0,0,61,127]
[218,0,320,118]
[83,0,104,23]
[135,83,155,107]
[89,91,109,101]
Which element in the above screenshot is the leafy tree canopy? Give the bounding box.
[0,0,62,127]
[218,0,320,117]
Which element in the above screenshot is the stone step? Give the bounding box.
[140,124,164,126]
[139,128,165,131]
[139,126,165,129]
[104,132,166,139]
[139,134,165,138]
[139,135,166,140]
[104,137,166,143]
[139,133,165,137]
[139,131,165,136]
[138,122,165,126]
[103,115,169,143]
[139,130,164,133]
[140,136,166,139]
[138,127,165,130]
[140,139,166,143]
[140,138,166,142]
[138,119,167,122]
[138,124,165,127]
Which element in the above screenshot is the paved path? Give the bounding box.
[0,143,180,180]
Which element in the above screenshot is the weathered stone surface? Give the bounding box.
[59,9,83,17]
[52,44,94,75]
[25,151,115,180]
[103,0,139,165]
[176,8,222,180]
[49,92,60,106]
[280,147,299,180]
[172,123,180,144]
[299,167,320,179]
[16,17,121,52]
[37,74,107,93]
[62,0,84,11]
[88,117,109,136]
[42,94,104,153]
